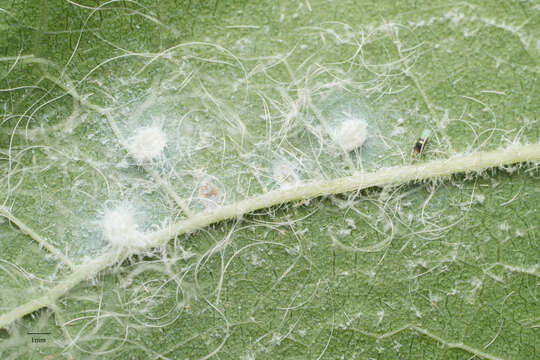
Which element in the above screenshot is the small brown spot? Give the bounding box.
[273,164,300,188]
[198,180,221,207]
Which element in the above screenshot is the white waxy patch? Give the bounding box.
[337,119,368,152]
[102,206,147,249]
[127,126,167,163]
[273,163,300,188]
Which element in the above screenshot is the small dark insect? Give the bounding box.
[413,129,432,156]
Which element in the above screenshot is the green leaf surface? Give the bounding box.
[1,0,539,359]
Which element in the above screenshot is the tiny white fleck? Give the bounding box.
[337,228,351,237]
[376,310,385,325]
[473,194,485,204]
[498,221,509,232]
[345,218,356,229]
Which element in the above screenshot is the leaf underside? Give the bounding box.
[0,1,539,359]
